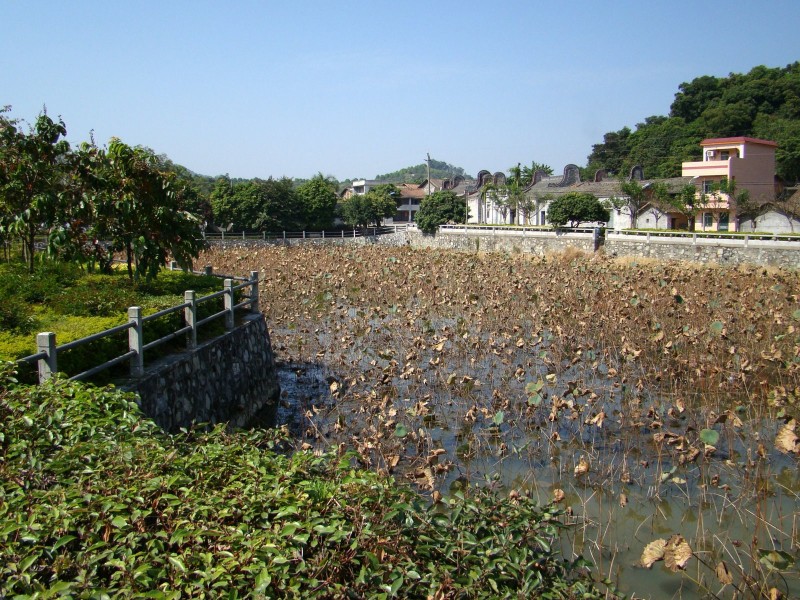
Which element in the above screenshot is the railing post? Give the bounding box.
[303,231,306,239]
[353,229,356,238]
[224,279,235,330]
[184,290,197,349]
[242,231,245,240]
[322,230,325,239]
[36,332,57,383]
[204,265,213,276]
[128,307,144,377]
[341,230,344,238]
[263,231,266,240]
[249,271,260,313]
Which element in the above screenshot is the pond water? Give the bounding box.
[264,309,800,599]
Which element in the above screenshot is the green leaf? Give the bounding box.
[758,549,792,571]
[710,321,724,335]
[394,424,408,438]
[111,516,127,528]
[168,556,186,573]
[699,428,719,446]
[493,411,505,426]
[53,534,77,551]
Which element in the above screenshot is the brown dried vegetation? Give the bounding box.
[202,244,800,597]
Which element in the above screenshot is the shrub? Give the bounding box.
[0,369,606,598]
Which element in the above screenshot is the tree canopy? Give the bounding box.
[0,108,206,279]
[585,63,800,182]
[339,184,399,229]
[374,159,471,184]
[415,190,468,233]
[547,192,609,228]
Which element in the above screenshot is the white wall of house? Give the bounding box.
[739,211,800,234]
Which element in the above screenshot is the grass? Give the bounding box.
[0,262,230,382]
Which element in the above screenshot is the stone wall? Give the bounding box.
[125,314,280,432]
[604,233,800,268]
[396,228,597,254]
[204,228,800,268]
[205,229,596,255]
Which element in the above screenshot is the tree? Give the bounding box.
[339,194,373,229]
[547,192,609,228]
[211,177,300,232]
[415,190,468,234]
[606,179,650,230]
[0,108,70,272]
[339,184,399,229]
[296,173,338,230]
[93,139,206,280]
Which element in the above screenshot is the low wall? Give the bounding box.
[397,228,596,254]
[124,313,280,432]
[204,228,800,268]
[605,233,800,268]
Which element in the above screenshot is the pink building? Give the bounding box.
[681,137,777,231]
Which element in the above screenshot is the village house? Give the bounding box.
[680,137,778,232]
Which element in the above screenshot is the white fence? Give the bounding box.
[202,224,408,242]
[608,229,800,248]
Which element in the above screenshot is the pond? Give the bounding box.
[204,245,800,599]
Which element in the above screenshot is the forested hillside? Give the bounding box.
[585,63,800,182]
[375,158,472,183]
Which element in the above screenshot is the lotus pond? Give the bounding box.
[203,244,800,599]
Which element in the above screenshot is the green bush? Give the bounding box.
[0,295,35,334]
[0,368,606,598]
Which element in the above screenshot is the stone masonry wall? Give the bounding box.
[604,234,800,269]
[205,229,800,268]
[125,314,279,432]
[206,229,596,255]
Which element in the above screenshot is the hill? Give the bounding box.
[585,62,800,182]
[375,158,473,183]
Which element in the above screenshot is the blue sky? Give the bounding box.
[3,1,798,181]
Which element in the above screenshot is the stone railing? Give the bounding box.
[18,269,260,384]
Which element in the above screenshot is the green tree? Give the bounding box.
[415,190,468,234]
[296,173,338,230]
[547,192,609,228]
[211,177,300,232]
[0,109,71,272]
[339,184,399,229]
[606,179,650,229]
[93,139,205,280]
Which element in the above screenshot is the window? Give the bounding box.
[540,210,546,225]
[703,212,713,228]
[720,151,730,161]
[718,212,729,231]
[703,180,715,194]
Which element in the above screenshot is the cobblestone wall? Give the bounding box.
[125,314,280,432]
[205,229,800,268]
[604,235,800,268]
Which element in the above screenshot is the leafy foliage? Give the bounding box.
[415,190,468,233]
[0,107,208,279]
[0,108,71,272]
[339,184,399,229]
[295,173,338,230]
[546,192,609,227]
[210,176,302,232]
[586,63,800,181]
[0,366,603,598]
[375,158,471,184]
